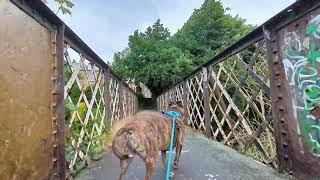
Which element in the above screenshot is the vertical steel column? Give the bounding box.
[51,24,66,180]
[264,27,292,172]
[202,67,212,137]
[104,69,111,127]
[118,82,124,120]
[182,81,189,125]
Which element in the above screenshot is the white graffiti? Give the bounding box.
[282,15,320,154]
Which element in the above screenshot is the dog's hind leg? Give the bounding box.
[144,156,156,180]
[161,150,167,170]
[118,157,133,180]
[173,145,182,169]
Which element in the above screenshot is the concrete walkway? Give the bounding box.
[76,127,290,180]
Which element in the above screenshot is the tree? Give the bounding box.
[113,0,252,96]
[112,19,193,95]
[170,0,251,65]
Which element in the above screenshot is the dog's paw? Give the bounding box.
[173,163,179,169]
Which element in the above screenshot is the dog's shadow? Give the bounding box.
[118,152,184,180]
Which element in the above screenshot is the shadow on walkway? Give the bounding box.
[75,127,291,180]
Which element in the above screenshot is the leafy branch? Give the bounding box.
[55,0,74,15]
[42,0,74,15]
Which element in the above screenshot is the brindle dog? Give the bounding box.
[112,101,185,180]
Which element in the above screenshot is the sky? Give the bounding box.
[48,0,296,63]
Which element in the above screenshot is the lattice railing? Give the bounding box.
[63,43,138,176]
[208,41,276,166]
[157,40,276,167]
[158,83,184,111]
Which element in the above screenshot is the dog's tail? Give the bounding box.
[112,127,137,160]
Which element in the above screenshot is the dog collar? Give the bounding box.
[162,110,181,120]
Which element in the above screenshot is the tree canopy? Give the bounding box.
[112,0,252,96]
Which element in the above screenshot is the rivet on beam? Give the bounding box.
[274,71,280,76]
[284,154,289,160]
[281,130,287,135]
[52,130,57,135]
[283,142,288,147]
[279,106,284,112]
[280,118,285,123]
[300,150,304,154]
[276,82,281,88]
[51,64,57,69]
[51,36,56,44]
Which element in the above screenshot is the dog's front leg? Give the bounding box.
[119,157,133,180]
[144,156,156,180]
[174,145,182,169]
[161,150,167,170]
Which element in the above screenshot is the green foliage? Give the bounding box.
[113,19,193,95]
[64,65,108,175]
[170,0,251,65]
[45,0,74,15]
[55,0,74,15]
[112,0,252,95]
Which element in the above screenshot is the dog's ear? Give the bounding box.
[177,101,183,108]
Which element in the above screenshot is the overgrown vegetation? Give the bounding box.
[64,65,108,175]
[64,63,137,175]
[112,0,253,95]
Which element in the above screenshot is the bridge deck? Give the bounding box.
[76,127,290,180]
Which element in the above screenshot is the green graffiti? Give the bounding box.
[306,23,318,36]
[300,108,320,154]
[283,16,320,154]
[306,86,320,100]
[307,44,320,65]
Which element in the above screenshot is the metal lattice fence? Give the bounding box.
[157,40,276,167]
[63,44,138,176]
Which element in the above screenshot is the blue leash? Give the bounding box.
[162,111,181,180]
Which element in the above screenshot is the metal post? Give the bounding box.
[182,81,189,125]
[264,27,292,172]
[118,82,124,120]
[202,67,212,137]
[53,24,66,180]
[104,69,111,127]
